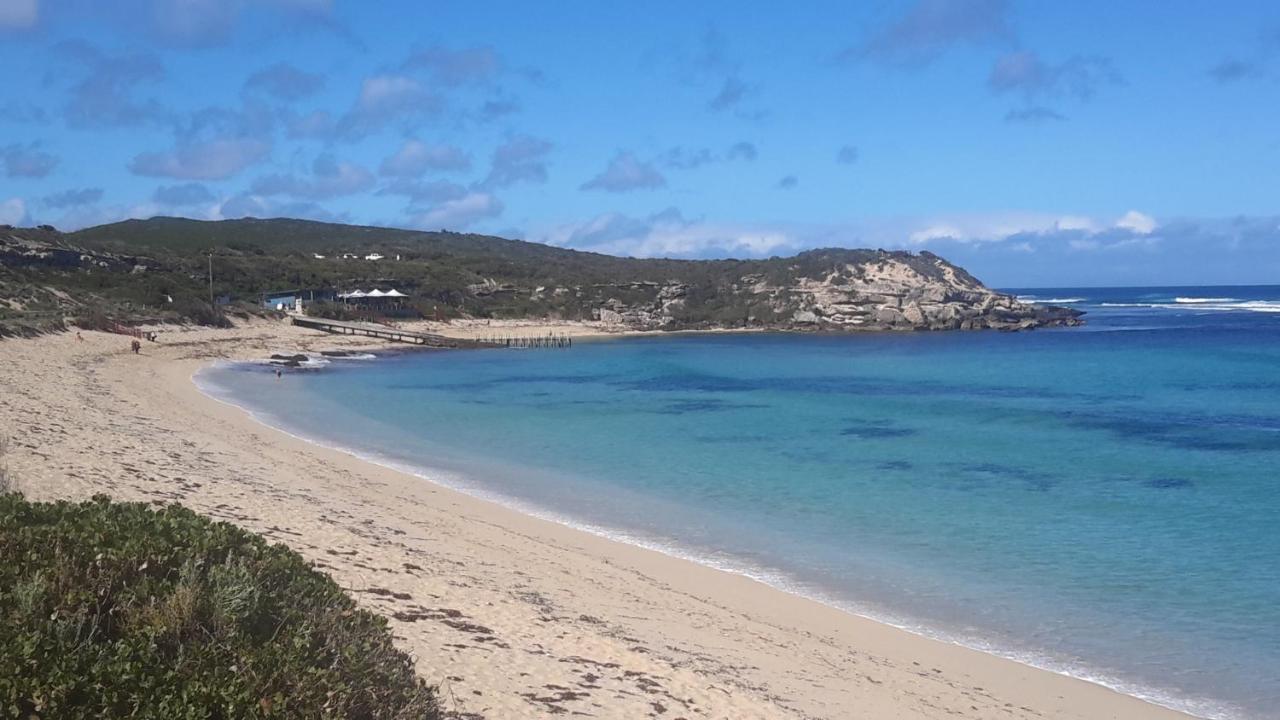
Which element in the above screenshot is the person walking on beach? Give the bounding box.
[275,368,282,380]
[130,339,141,354]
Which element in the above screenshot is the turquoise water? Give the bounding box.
[200,286,1280,720]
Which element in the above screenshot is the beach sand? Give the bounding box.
[0,319,1197,719]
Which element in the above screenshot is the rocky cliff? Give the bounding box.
[575,249,1081,332]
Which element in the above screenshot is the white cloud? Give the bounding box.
[252,154,373,199]
[287,110,335,139]
[51,200,168,231]
[909,224,965,243]
[540,208,797,259]
[904,213,1078,244]
[580,151,666,193]
[1054,215,1097,232]
[130,138,270,180]
[2,142,58,178]
[401,46,502,87]
[410,192,503,229]
[901,210,1154,246]
[0,0,37,30]
[0,197,27,225]
[482,135,552,188]
[333,74,442,139]
[379,139,470,177]
[357,75,423,113]
[1115,210,1156,234]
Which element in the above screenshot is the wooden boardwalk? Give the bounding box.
[291,316,484,348]
[290,316,571,349]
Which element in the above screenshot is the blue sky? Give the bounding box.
[1,0,1278,286]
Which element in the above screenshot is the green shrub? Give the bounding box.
[0,495,439,719]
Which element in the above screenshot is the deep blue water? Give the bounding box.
[200,286,1280,720]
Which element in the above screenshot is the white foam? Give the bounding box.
[1174,297,1238,304]
[191,362,1249,720]
[245,357,332,370]
[1101,300,1280,314]
[1018,297,1086,304]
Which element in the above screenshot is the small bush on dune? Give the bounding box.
[0,495,439,719]
[0,435,12,494]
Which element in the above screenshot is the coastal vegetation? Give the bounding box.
[0,493,439,719]
[0,217,1080,336]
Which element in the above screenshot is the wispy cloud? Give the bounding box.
[131,138,270,180]
[408,191,503,229]
[1207,24,1280,83]
[218,192,350,223]
[244,62,325,101]
[152,183,216,206]
[43,187,103,208]
[727,141,758,161]
[142,0,338,48]
[1207,59,1262,83]
[130,103,273,181]
[674,27,763,117]
[708,75,750,112]
[581,151,667,192]
[336,74,443,139]
[56,41,166,129]
[901,210,1157,245]
[540,207,797,259]
[401,45,503,87]
[846,0,1011,67]
[379,139,470,177]
[0,0,38,30]
[251,153,374,199]
[1004,106,1065,123]
[662,141,758,169]
[2,142,58,178]
[377,179,468,204]
[0,197,28,225]
[988,51,1122,100]
[481,135,552,189]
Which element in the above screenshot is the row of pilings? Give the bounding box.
[479,333,573,349]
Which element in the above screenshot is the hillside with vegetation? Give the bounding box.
[0,216,1081,336]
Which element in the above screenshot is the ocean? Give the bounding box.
[198,285,1280,720]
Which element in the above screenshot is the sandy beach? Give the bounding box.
[0,319,1197,720]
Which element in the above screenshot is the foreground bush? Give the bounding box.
[0,494,439,719]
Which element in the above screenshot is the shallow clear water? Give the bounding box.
[200,285,1280,720]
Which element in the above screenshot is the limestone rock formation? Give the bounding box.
[576,249,1082,332]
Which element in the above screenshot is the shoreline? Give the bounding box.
[199,347,1231,720]
[1,320,1204,719]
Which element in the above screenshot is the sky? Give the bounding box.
[1,0,1278,286]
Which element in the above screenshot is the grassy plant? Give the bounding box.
[0,433,13,495]
[0,494,440,719]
